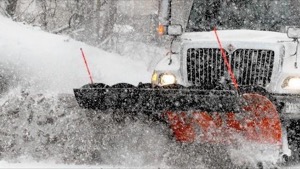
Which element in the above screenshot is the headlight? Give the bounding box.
[282,77,300,90]
[160,74,176,86]
[151,71,177,86]
[151,72,158,84]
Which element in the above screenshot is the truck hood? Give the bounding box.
[181,30,289,43]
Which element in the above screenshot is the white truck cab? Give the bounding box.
[151,0,300,162]
[153,29,300,117]
[153,0,300,119]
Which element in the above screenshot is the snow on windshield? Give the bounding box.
[186,0,300,32]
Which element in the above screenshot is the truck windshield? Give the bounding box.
[186,0,300,32]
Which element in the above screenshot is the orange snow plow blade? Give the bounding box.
[166,93,282,145]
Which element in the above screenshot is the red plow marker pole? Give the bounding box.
[213,27,239,90]
[80,48,94,84]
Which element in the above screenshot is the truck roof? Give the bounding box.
[182,30,290,43]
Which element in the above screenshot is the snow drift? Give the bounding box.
[0,15,171,167]
[0,15,205,169]
[0,15,151,94]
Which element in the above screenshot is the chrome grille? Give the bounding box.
[186,48,275,88]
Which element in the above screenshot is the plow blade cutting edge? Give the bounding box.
[74,83,282,145]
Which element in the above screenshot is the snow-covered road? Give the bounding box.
[0,161,102,169]
[1,160,300,169]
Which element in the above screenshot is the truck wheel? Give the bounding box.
[82,83,110,89]
[287,119,300,163]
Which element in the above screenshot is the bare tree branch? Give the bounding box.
[5,0,18,18]
[16,0,35,20]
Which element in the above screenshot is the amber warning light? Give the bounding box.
[158,24,165,36]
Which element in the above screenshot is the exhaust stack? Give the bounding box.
[158,0,172,35]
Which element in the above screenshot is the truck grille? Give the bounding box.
[186,48,275,88]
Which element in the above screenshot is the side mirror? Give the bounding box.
[168,25,183,36]
[287,27,300,39]
[286,26,300,69]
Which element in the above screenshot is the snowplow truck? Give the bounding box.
[74,0,300,163]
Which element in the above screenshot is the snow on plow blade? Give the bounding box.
[73,83,242,112]
[74,83,282,145]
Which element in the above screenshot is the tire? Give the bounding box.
[111,83,136,88]
[82,83,110,88]
[286,119,300,163]
[137,83,152,88]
